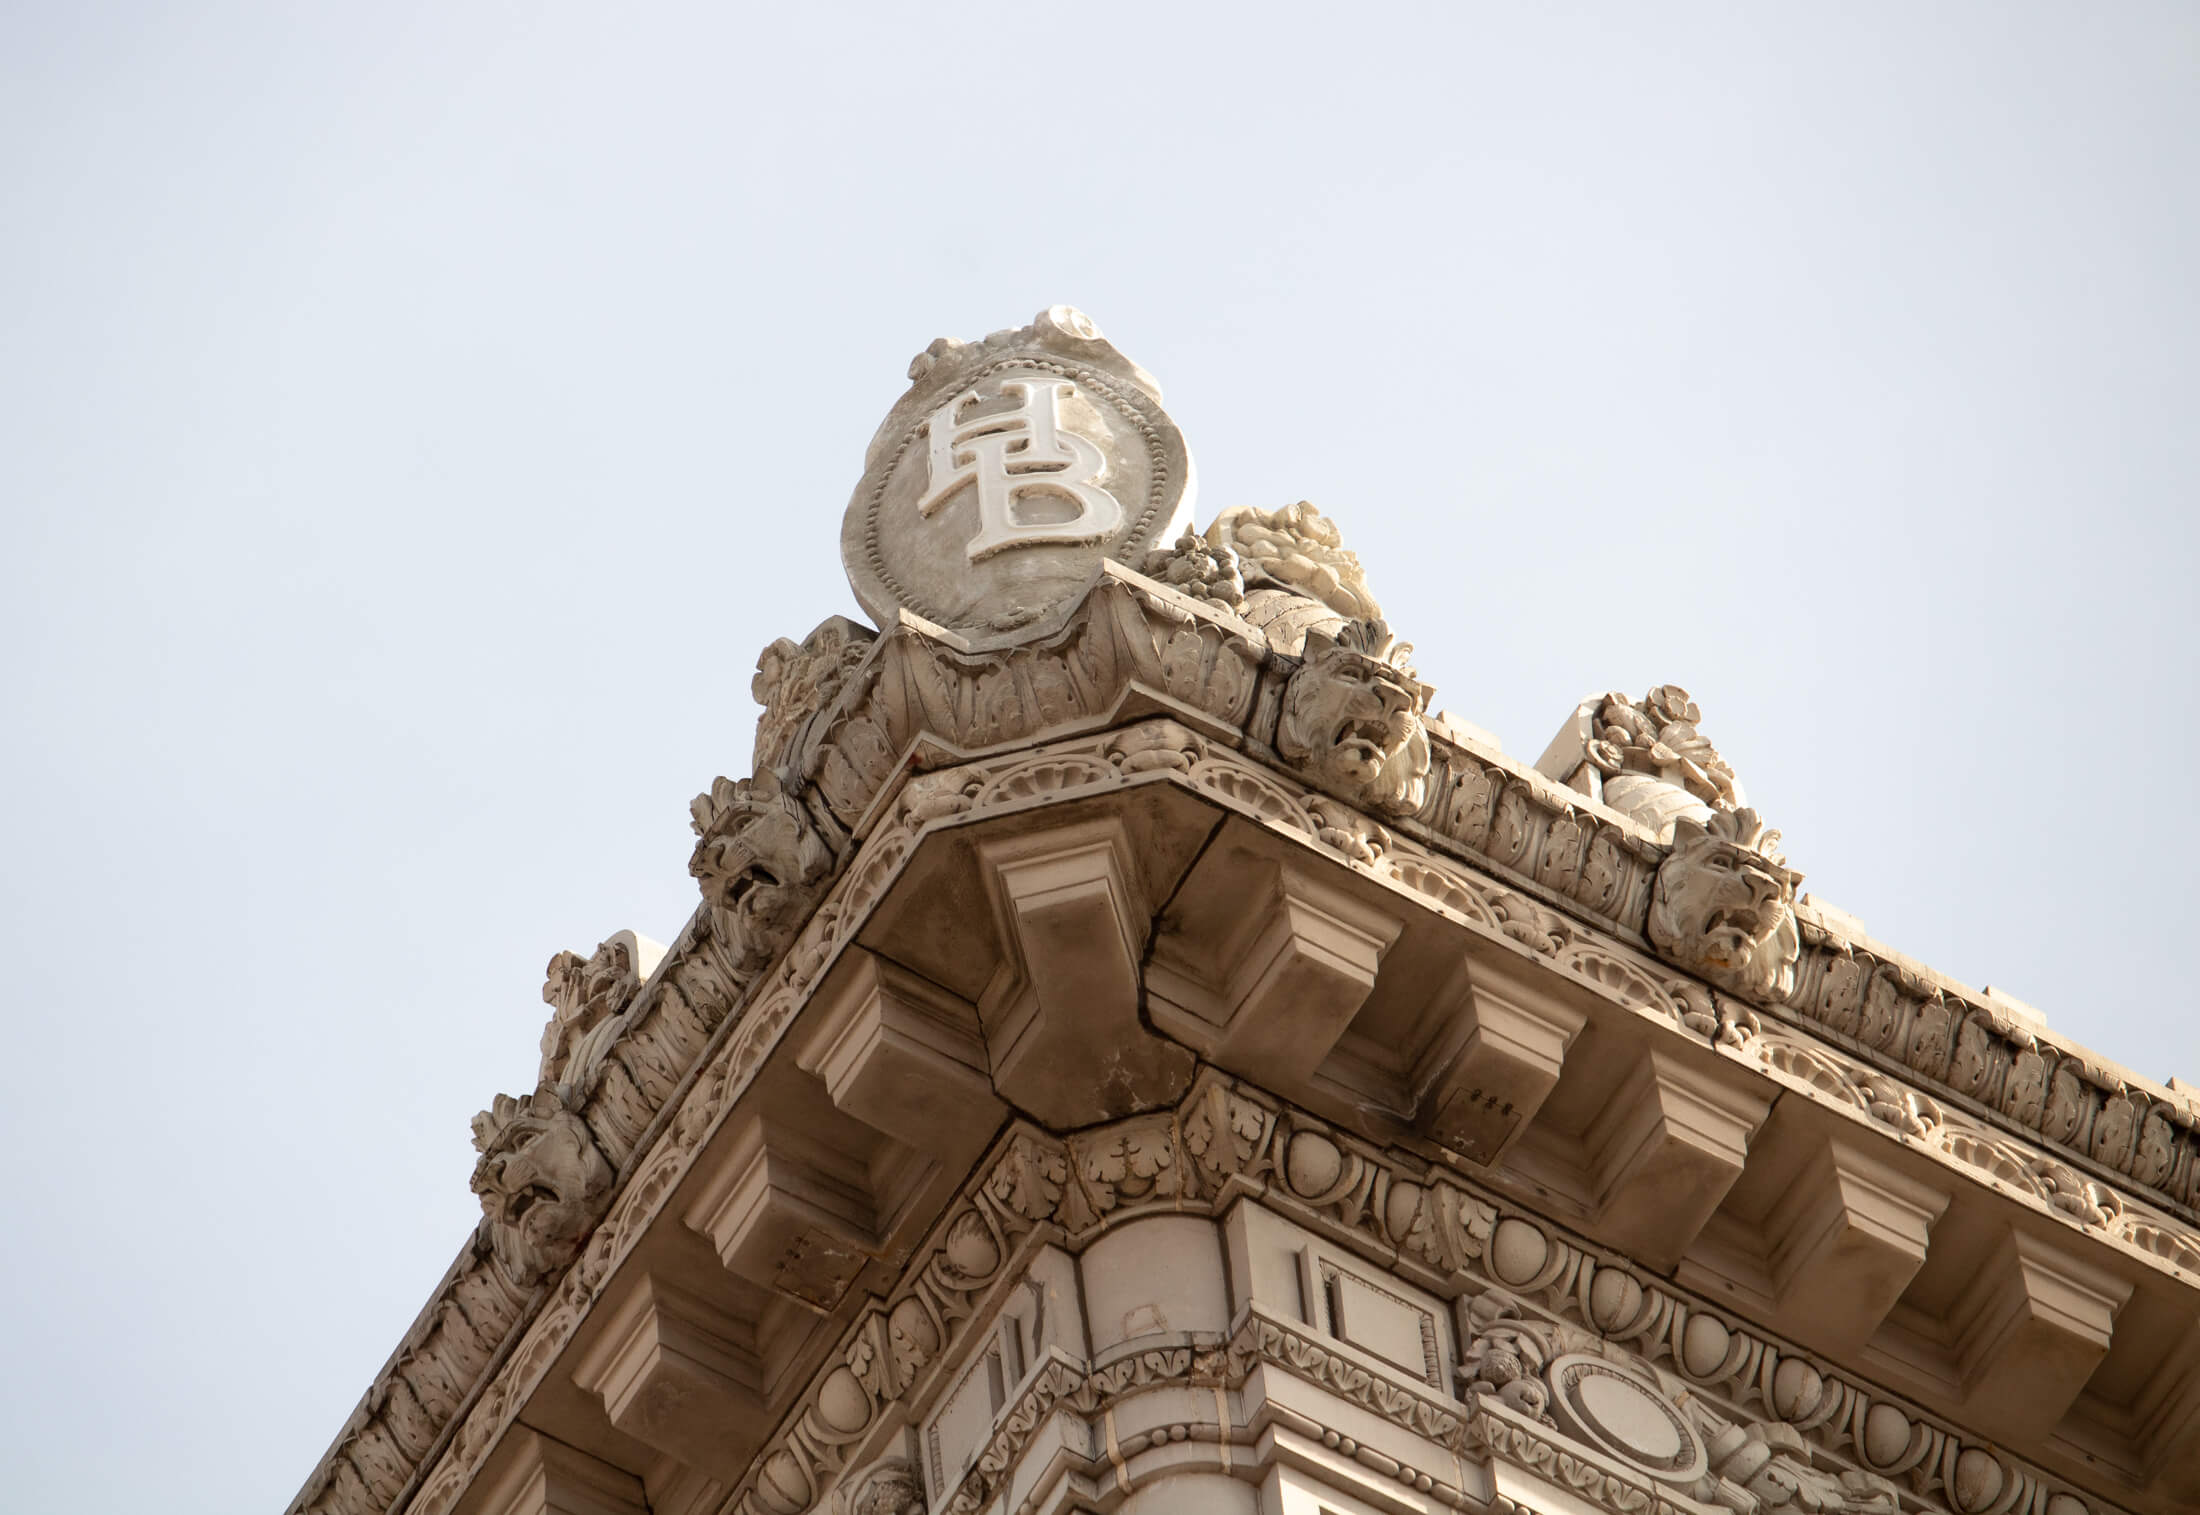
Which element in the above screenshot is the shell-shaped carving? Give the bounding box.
[1557,947,1675,1016]
[1938,1130,2043,1195]
[972,756,1113,809]
[1386,856,1502,931]
[1189,760,1314,830]
[1598,772,1715,843]
[1760,1043,1868,1107]
[2119,1221,2200,1272]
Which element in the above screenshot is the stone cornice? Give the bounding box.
[290,572,2195,1515]
[336,722,2171,1515]
[721,1073,2115,1515]
[787,568,2200,1223]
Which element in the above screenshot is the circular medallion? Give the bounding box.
[840,307,1194,641]
[1545,1353,1705,1482]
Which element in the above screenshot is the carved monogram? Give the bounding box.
[917,372,1124,561]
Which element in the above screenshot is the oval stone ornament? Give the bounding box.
[1545,1353,1706,1483]
[842,306,1195,640]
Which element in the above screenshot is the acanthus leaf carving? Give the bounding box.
[754,615,877,773]
[1539,684,1747,845]
[1205,500,1379,640]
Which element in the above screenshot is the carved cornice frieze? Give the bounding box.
[718,1074,2117,1515]
[735,560,2200,1221]
[290,708,2198,1515]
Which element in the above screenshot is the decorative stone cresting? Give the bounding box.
[1538,684,1745,841]
[753,616,876,772]
[536,931,665,1092]
[1205,498,1378,654]
[289,311,2200,1515]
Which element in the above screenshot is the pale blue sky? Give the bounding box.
[4,5,2196,1510]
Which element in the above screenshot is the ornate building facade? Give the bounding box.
[290,310,2200,1515]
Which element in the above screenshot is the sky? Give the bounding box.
[3,5,2197,1510]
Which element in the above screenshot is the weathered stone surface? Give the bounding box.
[1647,806,1801,1001]
[840,306,1194,640]
[469,1089,614,1288]
[537,931,665,1093]
[1273,617,1432,817]
[291,314,2200,1515]
[689,767,840,982]
[1536,684,1744,841]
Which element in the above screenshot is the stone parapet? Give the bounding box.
[290,712,2200,1515]
[287,310,2195,1515]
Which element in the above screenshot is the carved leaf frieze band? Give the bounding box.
[294,551,2195,1515]
[719,1075,2109,1515]
[293,700,2197,1515]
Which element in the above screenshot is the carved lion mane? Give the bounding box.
[1275,618,1431,817]
[1646,807,1801,1002]
[689,768,839,975]
[468,1090,614,1287]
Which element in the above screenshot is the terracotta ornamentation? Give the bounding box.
[689,769,839,980]
[1647,806,1801,1001]
[467,1091,614,1287]
[1275,617,1432,817]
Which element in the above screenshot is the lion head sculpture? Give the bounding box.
[1275,618,1431,816]
[689,768,839,976]
[469,1089,614,1286]
[1647,807,1801,1001]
